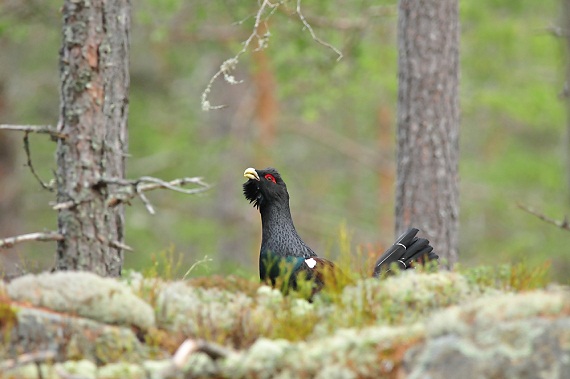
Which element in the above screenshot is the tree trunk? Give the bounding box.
[395,0,460,268]
[55,0,130,276]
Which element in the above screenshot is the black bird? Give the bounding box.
[243,167,437,293]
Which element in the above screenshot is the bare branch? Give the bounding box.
[134,176,211,195]
[202,0,280,111]
[158,338,233,378]
[0,125,59,191]
[173,339,231,368]
[105,176,211,215]
[107,238,134,252]
[0,124,67,139]
[53,176,210,214]
[201,0,343,110]
[296,0,343,61]
[23,132,55,191]
[0,231,64,249]
[0,350,57,372]
[281,5,394,31]
[517,203,570,232]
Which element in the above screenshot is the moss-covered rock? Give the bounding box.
[405,289,570,379]
[1,306,148,364]
[6,271,155,330]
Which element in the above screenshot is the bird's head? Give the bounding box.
[243,167,289,210]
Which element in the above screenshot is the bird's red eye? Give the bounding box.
[264,174,276,183]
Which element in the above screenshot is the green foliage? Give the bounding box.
[461,260,552,292]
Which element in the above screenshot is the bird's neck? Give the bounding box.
[259,202,306,257]
[260,202,296,234]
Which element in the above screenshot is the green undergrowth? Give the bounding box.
[123,252,556,351]
[118,235,558,352]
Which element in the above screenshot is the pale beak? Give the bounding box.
[244,167,260,181]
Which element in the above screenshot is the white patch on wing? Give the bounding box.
[305,258,317,269]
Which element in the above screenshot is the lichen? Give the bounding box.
[7,271,155,330]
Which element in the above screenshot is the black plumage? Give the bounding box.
[243,167,437,293]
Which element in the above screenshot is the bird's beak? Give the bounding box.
[244,167,260,181]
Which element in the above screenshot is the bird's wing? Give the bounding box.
[372,228,438,278]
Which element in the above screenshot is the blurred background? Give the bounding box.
[0,0,568,281]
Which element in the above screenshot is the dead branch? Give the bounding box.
[0,124,67,139]
[517,203,570,232]
[295,0,343,61]
[1,124,59,191]
[202,0,280,111]
[52,176,210,215]
[0,231,132,252]
[0,350,57,372]
[158,338,232,378]
[281,5,394,31]
[23,132,55,191]
[201,0,343,111]
[0,231,64,249]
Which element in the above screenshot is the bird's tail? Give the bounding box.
[372,228,439,278]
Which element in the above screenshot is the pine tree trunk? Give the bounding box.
[395,0,460,268]
[55,0,130,276]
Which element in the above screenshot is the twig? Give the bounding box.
[106,238,133,252]
[158,338,232,378]
[0,124,67,139]
[172,339,231,368]
[182,255,213,279]
[517,203,570,232]
[0,350,57,372]
[0,231,64,249]
[202,0,280,111]
[53,176,211,214]
[296,0,343,61]
[106,176,211,215]
[23,132,54,191]
[201,0,343,110]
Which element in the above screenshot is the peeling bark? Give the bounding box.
[395,0,460,268]
[55,0,131,276]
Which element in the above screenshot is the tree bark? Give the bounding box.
[55,0,130,276]
[395,0,459,268]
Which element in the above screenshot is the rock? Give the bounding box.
[405,290,570,379]
[7,271,155,330]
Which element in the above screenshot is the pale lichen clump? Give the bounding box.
[427,289,570,338]
[322,271,472,331]
[155,280,254,334]
[6,271,156,330]
[406,289,570,379]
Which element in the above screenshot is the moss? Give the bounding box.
[428,289,570,338]
[97,362,146,379]
[6,271,155,330]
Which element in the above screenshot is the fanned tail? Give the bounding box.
[372,228,439,278]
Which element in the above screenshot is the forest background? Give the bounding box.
[0,0,568,281]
